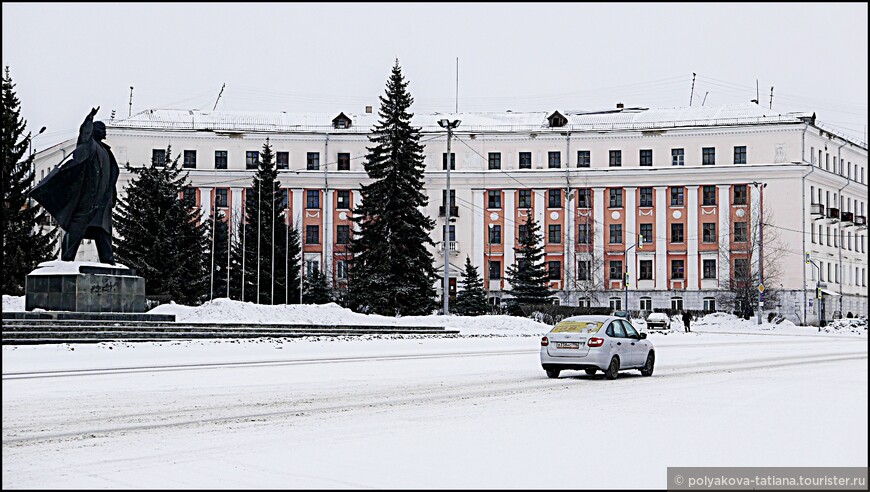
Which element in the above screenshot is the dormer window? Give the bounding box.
[332,112,352,129]
[547,111,567,128]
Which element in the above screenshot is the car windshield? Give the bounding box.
[552,321,604,334]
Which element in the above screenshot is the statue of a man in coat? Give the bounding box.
[31,106,119,264]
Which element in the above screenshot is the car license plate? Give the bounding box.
[556,342,580,349]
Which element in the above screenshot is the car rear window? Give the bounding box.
[551,321,603,334]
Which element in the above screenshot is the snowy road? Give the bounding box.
[3,332,867,489]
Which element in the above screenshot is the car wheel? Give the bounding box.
[604,356,619,380]
[640,351,655,377]
[545,368,561,379]
[584,368,597,375]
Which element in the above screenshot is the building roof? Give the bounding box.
[106,102,814,135]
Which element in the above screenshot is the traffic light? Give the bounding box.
[805,252,811,264]
[816,286,822,299]
[624,271,630,287]
[638,234,644,250]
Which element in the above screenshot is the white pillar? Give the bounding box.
[200,187,213,221]
[231,187,243,239]
[718,185,731,288]
[534,189,546,228]
[324,189,335,282]
[593,187,605,282]
[504,191,516,288]
[625,187,637,293]
[565,188,576,291]
[686,185,699,291]
[292,188,304,230]
[472,189,485,271]
[655,186,668,290]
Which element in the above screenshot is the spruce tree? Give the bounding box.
[505,215,551,311]
[228,139,301,304]
[113,145,209,305]
[454,256,489,316]
[1,66,57,295]
[302,267,333,304]
[347,59,437,316]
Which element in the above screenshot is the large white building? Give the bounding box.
[32,102,868,323]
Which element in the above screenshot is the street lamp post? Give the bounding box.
[438,118,460,315]
[28,126,46,157]
[806,254,823,330]
[487,223,494,304]
[752,181,767,325]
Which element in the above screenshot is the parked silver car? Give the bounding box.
[540,315,655,380]
[645,312,672,330]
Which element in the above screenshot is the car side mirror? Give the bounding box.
[639,332,647,339]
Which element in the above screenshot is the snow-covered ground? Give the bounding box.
[2,296,867,488]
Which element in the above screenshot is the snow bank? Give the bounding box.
[149,298,550,336]
[3,295,25,312]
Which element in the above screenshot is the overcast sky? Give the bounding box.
[3,2,867,151]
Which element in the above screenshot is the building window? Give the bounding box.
[306,190,320,209]
[518,190,532,209]
[609,188,623,208]
[489,261,501,280]
[215,151,228,170]
[639,260,653,280]
[489,225,502,244]
[671,260,685,280]
[337,260,348,279]
[448,225,456,242]
[702,185,716,205]
[609,261,623,280]
[183,150,196,169]
[639,149,653,167]
[548,189,561,208]
[305,225,320,244]
[214,188,228,208]
[609,224,623,244]
[577,223,591,244]
[152,149,166,167]
[639,187,653,207]
[307,152,320,170]
[442,152,455,170]
[671,297,684,311]
[487,190,502,209]
[702,147,715,165]
[672,148,684,166]
[577,260,591,281]
[670,186,684,206]
[548,261,562,280]
[182,186,197,207]
[337,153,350,171]
[305,259,320,277]
[703,259,717,279]
[336,225,350,245]
[702,223,716,243]
[276,151,289,170]
[671,223,684,243]
[488,152,501,170]
[609,150,622,167]
[639,297,652,311]
[733,185,747,205]
[640,223,653,244]
[609,297,623,311]
[548,151,561,169]
[734,258,749,279]
[337,190,351,210]
[246,151,260,169]
[734,146,747,164]
[279,189,289,209]
[518,224,529,241]
[734,222,748,242]
[576,188,591,208]
[577,150,590,168]
[548,224,562,244]
[700,297,714,311]
[519,152,532,169]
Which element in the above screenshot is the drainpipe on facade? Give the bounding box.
[800,122,816,325]
[836,140,848,317]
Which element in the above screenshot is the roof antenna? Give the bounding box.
[769,86,774,109]
[689,72,696,106]
[128,86,133,117]
[702,91,709,106]
[213,83,226,111]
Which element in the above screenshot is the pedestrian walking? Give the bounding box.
[682,310,692,333]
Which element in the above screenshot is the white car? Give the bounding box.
[540,315,655,380]
[645,312,671,330]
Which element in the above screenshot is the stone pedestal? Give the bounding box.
[25,261,146,313]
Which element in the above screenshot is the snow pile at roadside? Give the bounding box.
[149,298,550,336]
[3,295,25,312]
[823,317,868,335]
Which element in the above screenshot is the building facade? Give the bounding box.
[32,103,868,323]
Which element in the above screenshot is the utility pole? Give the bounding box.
[769,86,774,109]
[128,86,133,117]
[624,235,643,311]
[213,83,225,111]
[438,118,461,314]
[806,253,823,330]
[752,181,767,324]
[689,72,696,106]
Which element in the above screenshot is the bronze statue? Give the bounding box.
[31,107,119,264]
